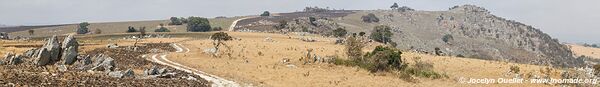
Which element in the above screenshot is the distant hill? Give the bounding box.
[235,5,582,67]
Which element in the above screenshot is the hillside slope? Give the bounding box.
[331,5,578,67]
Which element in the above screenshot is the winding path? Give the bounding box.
[228,16,257,31]
[147,43,240,87]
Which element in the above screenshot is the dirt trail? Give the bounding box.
[228,16,257,31]
[147,43,240,87]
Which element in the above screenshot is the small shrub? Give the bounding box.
[593,64,600,76]
[390,3,399,9]
[169,17,183,25]
[76,22,90,34]
[274,20,287,29]
[345,36,365,61]
[126,26,137,32]
[442,34,453,43]
[332,28,347,37]
[359,32,366,36]
[139,27,146,36]
[364,46,404,72]
[212,27,223,31]
[155,24,170,32]
[260,11,270,16]
[93,29,102,34]
[28,30,34,36]
[361,13,379,23]
[510,65,520,74]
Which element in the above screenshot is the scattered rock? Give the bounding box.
[107,43,119,48]
[62,46,78,65]
[264,37,274,42]
[335,38,344,44]
[2,53,22,65]
[34,48,51,66]
[203,48,217,54]
[57,65,68,72]
[90,54,115,71]
[144,66,160,76]
[79,55,92,65]
[43,35,61,62]
[108,69,135,78]
[23,48,38,58]
[61,34,79,50]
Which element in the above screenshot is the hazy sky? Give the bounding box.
[0,0,598,43]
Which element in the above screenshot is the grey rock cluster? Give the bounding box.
[1,53,23,65]
[108,69,134,78]
[144,66,176,78]
[31,35,79,66]
[283,17,343,34]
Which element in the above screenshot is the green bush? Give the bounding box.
[76,22,90,34]
[169,17,183,25]
[332,28,347,37]
[260,11,270,16]
[364,46,404,72]
[155,27,170,32]
[369,25,393,44]
[126,26,137,32]
[442,34,453,43]
[187,17,211,32]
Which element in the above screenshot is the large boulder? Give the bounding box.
[2,53,22,65]
[43,35,61,62]
[62,46,77,65]
[90,54,115,71]
[61,34,79,50]
[23,48,38,58]
[34,48,51,66]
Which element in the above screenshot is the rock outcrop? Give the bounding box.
[362,5,579,67]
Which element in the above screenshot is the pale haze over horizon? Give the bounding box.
[0,0,598,43]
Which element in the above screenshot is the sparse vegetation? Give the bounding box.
[390,3,399,9]
[127,26,137,33]
[212,27,223,31]
[274,20,287,29]
[345,35,365,61]
[76,22,90,34]
[139,27,146,37]
[593,64,600,76]
[332,28,347,37]
[260,11,270,16]
[369,25,393,44]
[361,13,379,23]
[154,24,170,32]
[510,65,520,74]
[359,32,366,36]
[169,17,183,25]
[186,17,211,32]
[28,30,34,36]
[442,34,453,43]
[93,29,102,34]
[582,43,600,48]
